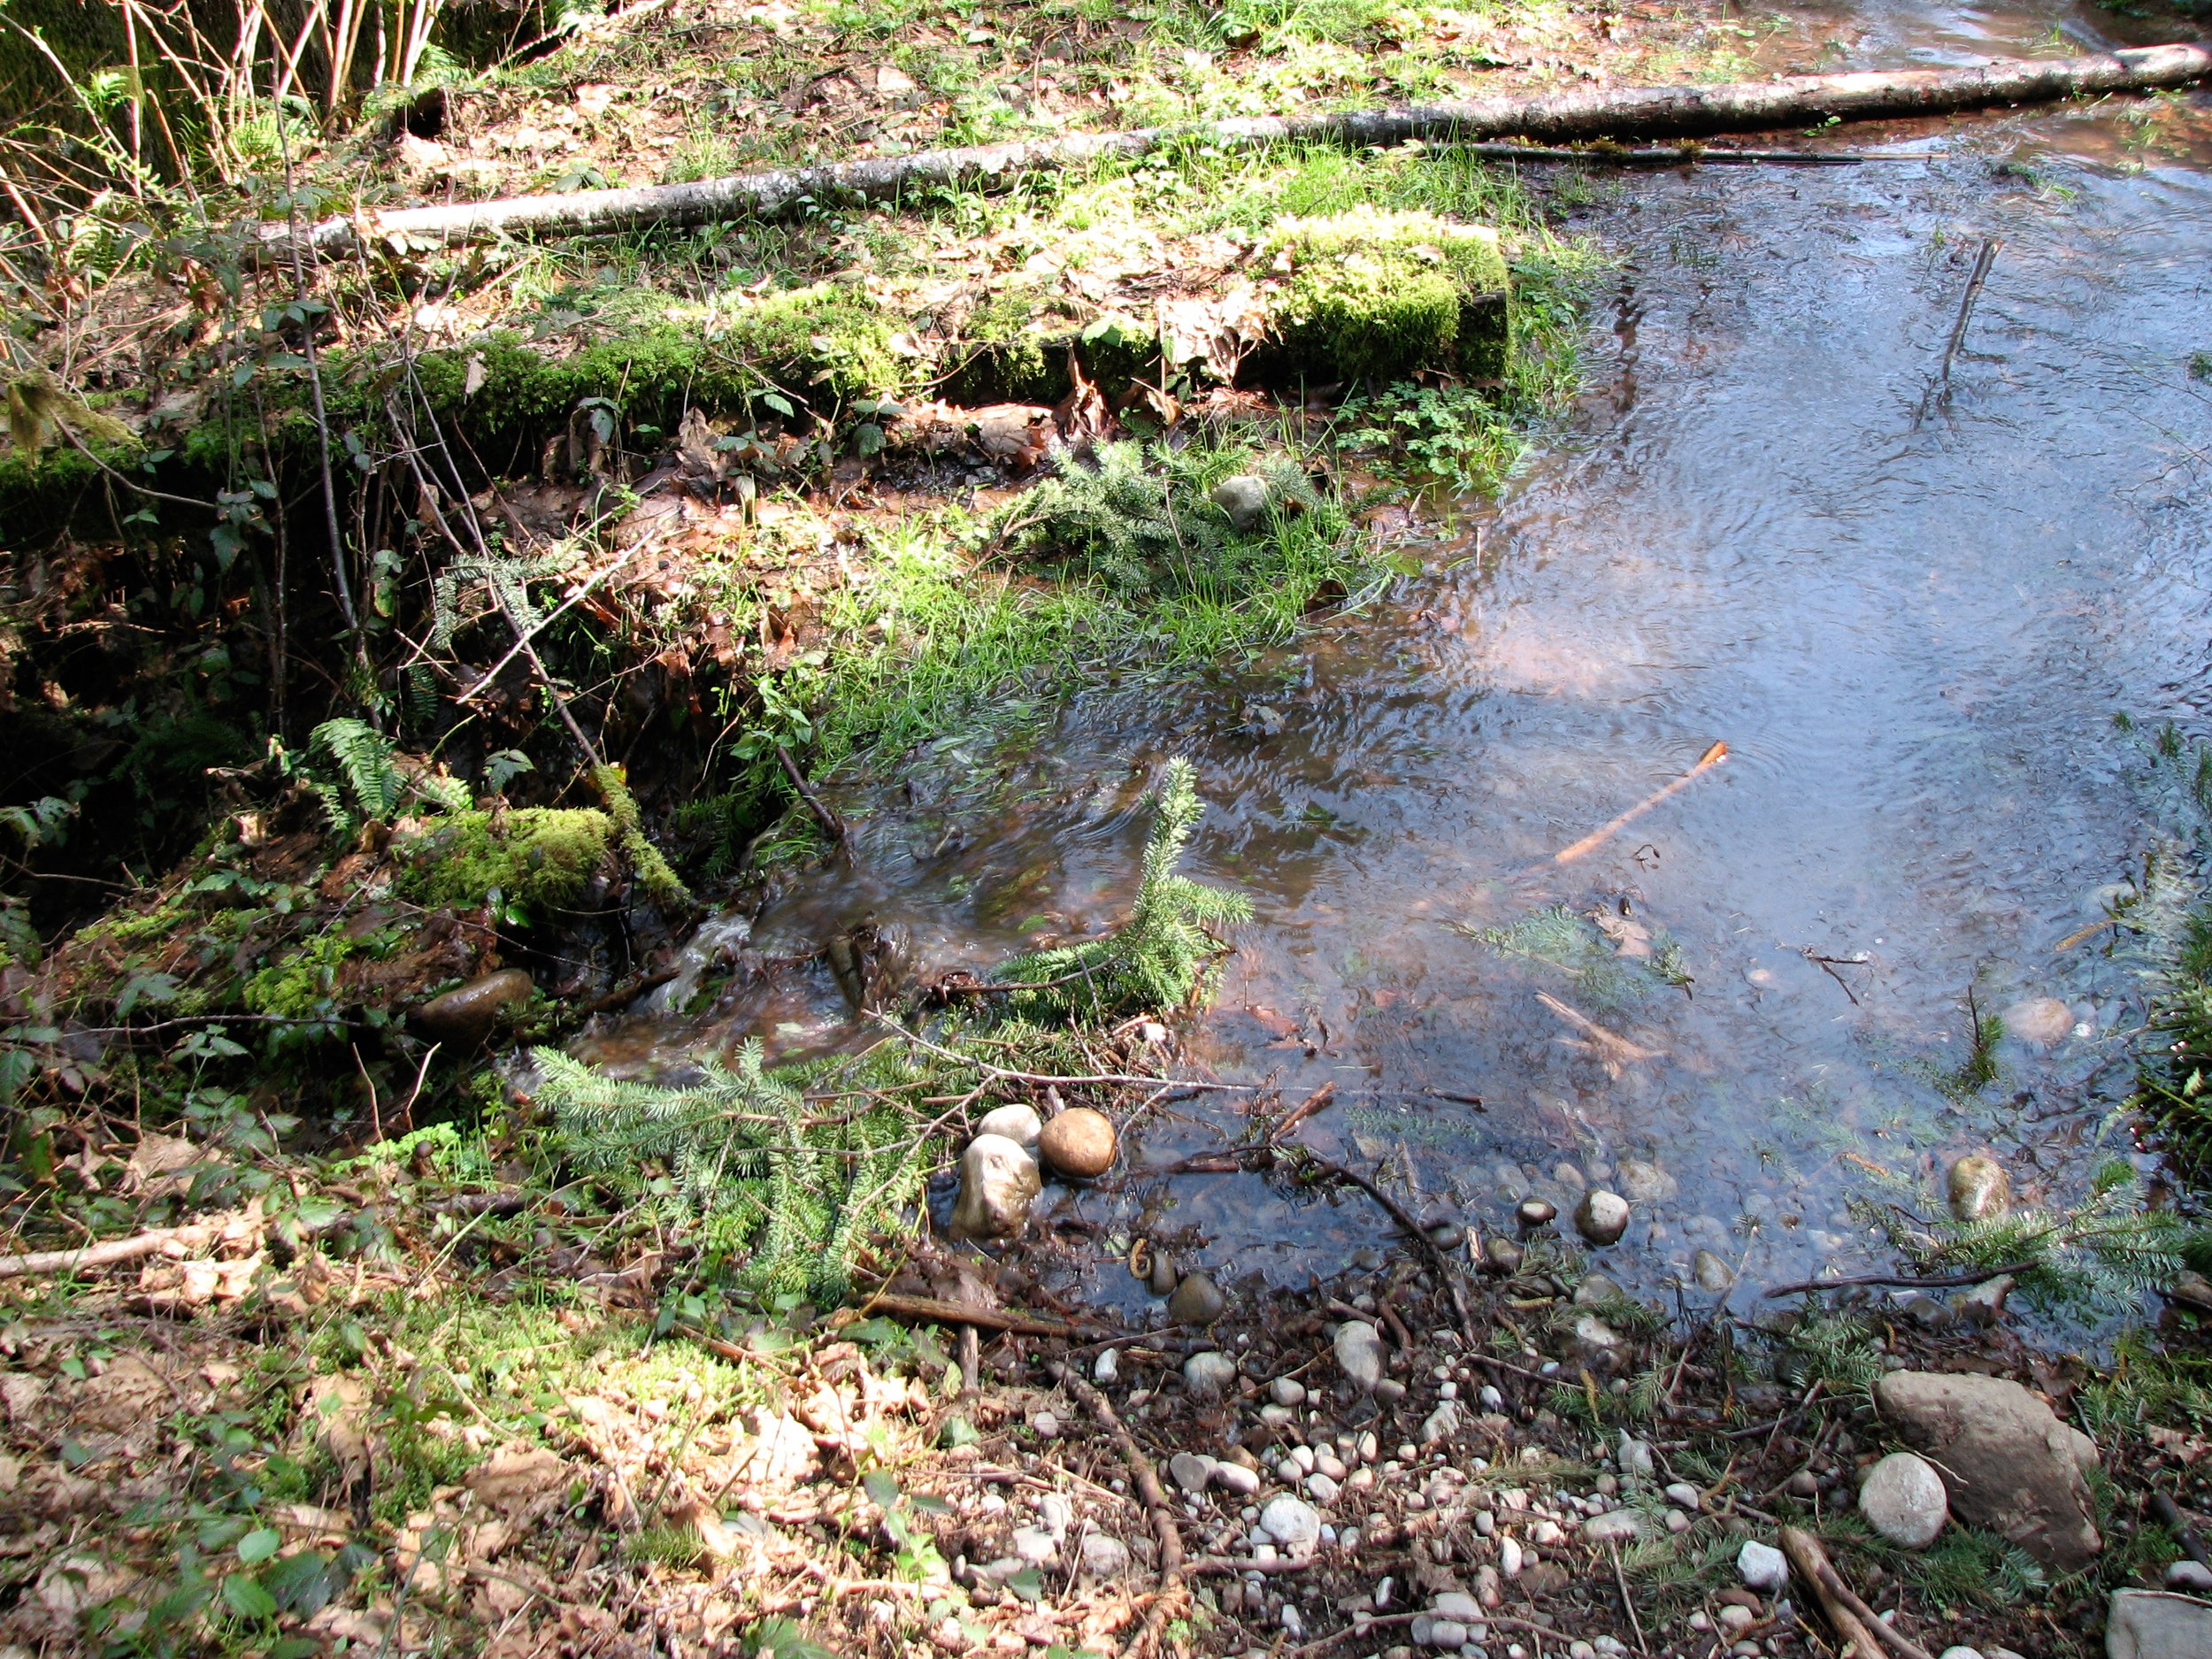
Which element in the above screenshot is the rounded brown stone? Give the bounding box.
[1038,1106,1117,1178]
[413,969,534,1044]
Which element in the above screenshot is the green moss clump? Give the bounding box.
[393,808,614,913]
[589,764,692,911]
[712,281,905,404]
[1258,207,1512,383]
[942,288,1075,404]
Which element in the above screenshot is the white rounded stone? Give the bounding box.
[1859,1451,1947,1549]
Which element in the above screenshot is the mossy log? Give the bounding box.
[287,43,2212,255]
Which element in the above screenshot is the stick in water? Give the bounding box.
[1552,741,1727,864]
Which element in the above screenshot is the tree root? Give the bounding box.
[1054,1363,1184,1658]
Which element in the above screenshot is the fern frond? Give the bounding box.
[310,719,404,824]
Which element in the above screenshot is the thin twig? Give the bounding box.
[865,1012,1260,1093]
[1763,1260,2034,1298]
[776,743,845,841]
[1056,1364,1183,1658]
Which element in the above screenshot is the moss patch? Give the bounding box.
[393,808,614,912]
[1259,207,1512,383]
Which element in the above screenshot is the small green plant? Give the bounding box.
[1338,382,1522,496]
[993,759,1250,1022]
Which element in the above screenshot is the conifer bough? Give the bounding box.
[292,43,2212,255]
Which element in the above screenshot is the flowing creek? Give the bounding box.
[584,1,2212,1325]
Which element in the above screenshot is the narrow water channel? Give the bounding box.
[588,2,2212,1320]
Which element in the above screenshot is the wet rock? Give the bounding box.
[2167,1271,2212,1314]
[1518,1198,1557,1229]
[1167,1271,1226,1325]
[1335,1319,1386,1393]
[1182,1351,1238,1396]
[1260,1495,1322,1560]
[1485,1236,1525,1274]
[2167,1561,2212,1593]
[1946,1154,2011,1223]
[1569,1313,1623,1363]
[1738,1539,1789,1593]
[1858,1451,1948,1549]
[414,968,533,1043]
[1955,1273,2015,1325]
[1574,1272,1624,1307]
[948,1134,1041,1239]
[1876,1370,2101,1571]
[1554,1161,1587,1191]
[1582,1509,1646,1544]
[2001,996,2075,1048]
[1211,473,1272,531]
[1148,1252,1179,1296]
[1169,1452,1217,1494]
[2107,1589,2212,1659]
[1617,1157,1678,1203]
[1575,1188,1632,1246]
[1693,1249,1735,1293]
[974,1103,1042,1148]
[1039,1107,1117,1178]
[1080,1534,1130,1578]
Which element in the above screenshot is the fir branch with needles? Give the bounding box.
[1868,1158,2205,1317]
[991,758,1250,1023]
[534,1042,924,1301]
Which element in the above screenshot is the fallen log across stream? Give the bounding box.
[288,42,2212,255]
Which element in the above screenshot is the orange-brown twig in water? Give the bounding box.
[1551,741,1728,864]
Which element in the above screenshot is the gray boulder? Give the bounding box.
[2107,1589,2212,1659]
[1876,1371,2101,1571]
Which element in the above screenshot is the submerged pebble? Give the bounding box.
[2001,995,2074,1048]
[1168,1271,1227,1325]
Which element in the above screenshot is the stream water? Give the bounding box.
[588,2,2212,1322]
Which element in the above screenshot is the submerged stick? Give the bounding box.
[1938,236,2003,388]
[284,44,2212,253]
[1763,1259,2035,1297]
[1551,741,1727,864]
